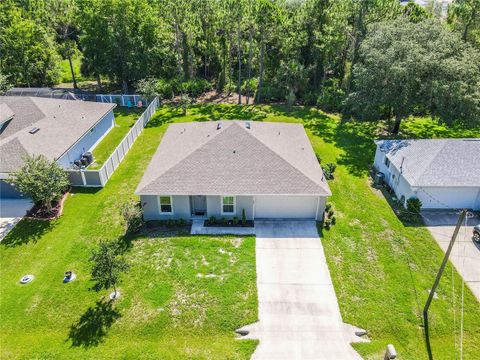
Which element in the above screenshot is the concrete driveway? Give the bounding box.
[238,221,365,360]
[0,199,32,241]
[422,211,480,302]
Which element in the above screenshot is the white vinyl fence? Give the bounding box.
[67,97,159,187]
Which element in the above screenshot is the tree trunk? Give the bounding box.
[68,56,77,89]
[393,113,402,134]
[122,80,128,94]
[173,19,183,78]
[246,27,253,105]
[96,73,102,91]
[255,27,265,104]
[237,12,242,105]
[228,32,233,95]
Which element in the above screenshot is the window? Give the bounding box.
[384,156,390,168]
[221,196,235,214]
[159,196,173,214]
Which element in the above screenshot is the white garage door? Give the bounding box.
[418,187,480,210]
[254,196,318,219]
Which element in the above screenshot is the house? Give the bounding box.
[135,121,331,221]
[373,139,480,210]
[0,96,116,198]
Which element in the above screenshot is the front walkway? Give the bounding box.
[239,220,365,359]
[0,199,33,241]
[422,211,480,302]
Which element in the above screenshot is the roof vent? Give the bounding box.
[29,127,40,134]
[246,122,251,129]
[233,149,236,154]
[217,122,222,130]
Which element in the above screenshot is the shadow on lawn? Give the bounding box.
[192,104,267,122]
[67,299,121,348]
[1,219,55,247]
[305,117,380,177]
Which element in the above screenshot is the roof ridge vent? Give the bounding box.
[217,122,222,130]
[245,122,251,129]
[29,127,40,134]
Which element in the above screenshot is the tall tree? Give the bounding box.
[346,18,480,133]
[0,2,61,86]
[448,0,480,46]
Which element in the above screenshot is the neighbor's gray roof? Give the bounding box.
[136,121,331,196]
[376,139,480,187]
[0,96,115,173]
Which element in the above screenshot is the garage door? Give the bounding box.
[0,180,24,199]
[254,196,318,219]
[418,187,479,210]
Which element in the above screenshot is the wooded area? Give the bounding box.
[1,0,479,132]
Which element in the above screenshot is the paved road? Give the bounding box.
[422,211,480,302]
[0,199,32,241]
[239,221,364,360]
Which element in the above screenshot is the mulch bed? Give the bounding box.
[204,220,254,228]
[25,191,69,221]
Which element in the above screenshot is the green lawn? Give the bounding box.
[1,104,479,359]
[89,108,144,169]
[0,107,257,359]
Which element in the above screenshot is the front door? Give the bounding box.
[191,196,207,216]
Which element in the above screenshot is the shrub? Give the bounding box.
[183,78,212,97]
[209,216,216,224]
[166,219,174,228]
[121,201,143,234]
[136,78,158,100]
[241,78,258,97]
[221,217,227,225]
[176,218,186,226]
[325,203,332,212]
[155,79,174,99]
[316,153,322,164]
[317,80,345,112]
[242,208,247,225]
[302,91,318,106]
[323,163,337,180]
[406,197,422,214]
[9,154,69,212]
[324,219,331,230]
[233,217,239,225]
[330,215,336,225]
[327,209,334,218]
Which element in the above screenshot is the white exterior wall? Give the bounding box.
[57,110,115,168]
[414,187,480,210]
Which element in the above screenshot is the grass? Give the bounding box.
[89,108,144,169]
[0,107,257,359]
[1,103,479,359]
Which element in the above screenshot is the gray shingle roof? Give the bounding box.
[0,96,115,173]
[136,121,331,196]
[376,138,480,187]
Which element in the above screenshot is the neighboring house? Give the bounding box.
[373,139,480,210]
[0,96,116,198]
[136,121,331,221]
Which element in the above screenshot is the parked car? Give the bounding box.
[473,224,480,243]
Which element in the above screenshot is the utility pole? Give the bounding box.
[423,209,466,360]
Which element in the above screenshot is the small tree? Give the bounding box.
[121,201,143,234]
[9,155,69,212]
[90,240,129,299]
[179,93,191,115]
[136,78,158,101]
[406,197,422,214]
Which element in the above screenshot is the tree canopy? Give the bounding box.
[345,18,480,133]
